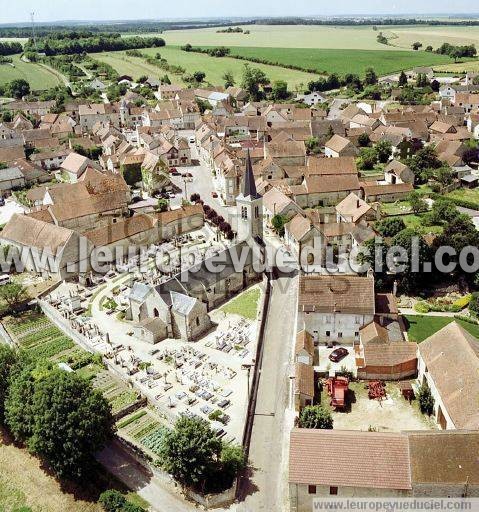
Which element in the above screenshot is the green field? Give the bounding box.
[0,55,62,90]
[405,315,479,342]
[220,46,455,77]
[161,24,479,51]
[93,46,316,88]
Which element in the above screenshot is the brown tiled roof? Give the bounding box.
[156,204,204,226]
[295,330,314,357]
[362,182,413,196]
[286,214,313,241]
[362,340,417,367]
[325,134,353,153]
[335,192,372,222]
[375,293,398,315]
[294,363,314,398]
[298,275,375,315]
[84,214,157,247]
[307,156,357,176]
[1,213,74,251]
[418,322,479,429]
[305,174,360,194]
[319,222,355,238]
[289,429,411,490]
[0,146,25,162]
[408,431,479,485]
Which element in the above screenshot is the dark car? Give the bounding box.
[0,197,5,206]
[329,347,349,363]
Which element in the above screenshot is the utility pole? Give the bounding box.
[30,12,37,52]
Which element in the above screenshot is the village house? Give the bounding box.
[324,134,359,158]
[297,274,375,345]
[417,322,479,430]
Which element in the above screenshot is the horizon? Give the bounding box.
[2,0,479,25]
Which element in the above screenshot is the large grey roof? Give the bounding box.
[0,166,24,182]
[170,291,197,315]
[129,282,152,302]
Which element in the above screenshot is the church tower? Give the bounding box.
[236,149,263,243]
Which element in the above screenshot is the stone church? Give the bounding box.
[127,150,264,343]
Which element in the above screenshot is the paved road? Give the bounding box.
[97,440,198,512]
[237,274,298,512]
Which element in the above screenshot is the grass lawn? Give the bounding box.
[401,214,443,235]
[221,46,454,77]
[380,201,412,216]
[405,315,479,342]
[221,286,260,320]
[93,46,316,88]
[0,55,62,90]
[445,188,479,208]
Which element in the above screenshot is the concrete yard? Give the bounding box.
[326,382,438,433]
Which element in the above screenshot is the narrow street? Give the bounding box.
[237,274,298,512]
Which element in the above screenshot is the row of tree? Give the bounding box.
[0,41,22,56]
[24,34,165,56]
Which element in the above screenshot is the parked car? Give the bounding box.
[0,197,5,207]
[329,347,349,363]
[170,167,180,176]
[189,136,195,144]
[211,191,218,198]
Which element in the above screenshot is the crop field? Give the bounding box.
[92,370,141,415]
[0,55,62,90]
[220,46,455,77]
[161,24,479,51]
[93,46,316,88]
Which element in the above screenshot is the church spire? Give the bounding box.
[242,149,261,199]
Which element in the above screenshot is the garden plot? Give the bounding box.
[93,370,142,416]
[117,408,169,458]
[3,312,75,361]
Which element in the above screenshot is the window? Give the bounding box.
[196,317,200,326]
[326,331,330,337]
[308,485,317,495]
[241,206,248,220]
[338,332,343,338]
[254,206,259,218]
[355,332,359,338]
[330,486,338,495]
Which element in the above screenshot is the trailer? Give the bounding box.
[326,376,349,409]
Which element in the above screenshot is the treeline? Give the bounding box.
[0,20,254,38]
[42,54,86,81]
[139,52,186,76]
[254,17,479,27]
[23,33,165,56]
[435,43,477,59]
[181,44,324,74]
[182,44,231,57]
[0,41,22,56]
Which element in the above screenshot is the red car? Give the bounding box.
[329,347,349,363]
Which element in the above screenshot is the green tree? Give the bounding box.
[157,198,169,212]
[398,70,408,87]
[159,416,222,491]
[364,67,377,86]
[0,282,27,311]
[99,490,145,512]
[357,132,371,147]
[435,166,453,186]
[240,64,269,101]
[412,42,423,50]
[6,79,30,99]
[271,214,287,236]
[271,80,289,100]
[408,146,441,184]
[222,71,235,89]
[357,147,377,170]
[193,71,206,83]
[0,345,17,423]
[375,217,406,238]
[29,370,113,479]
[217,444,247,491]
[407,191,428,215]
[299,405,333,429]
[375,140,392,164]
[305,136,321,154]
[426,199,459,225]
[417,383,434,415]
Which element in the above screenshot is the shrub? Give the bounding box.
[470,293,479,316]
[414,301,431,314]
[299,405,333,429]
[417,383,434,416]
